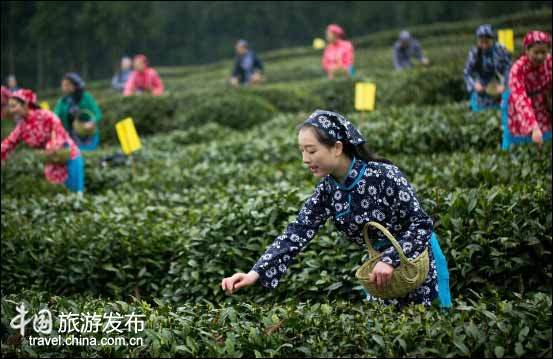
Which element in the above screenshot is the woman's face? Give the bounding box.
[235,44,248,56]
[61,79,76,95]
[8,76,17,88]
[298,127,341,178]
[121,58,132,70]
[8,98,27,118]
[326,29,337,43]
[477,37,494,50]
[527,43,550,66]
[134,58,146,72]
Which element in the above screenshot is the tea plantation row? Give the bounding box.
[1,290,551,357]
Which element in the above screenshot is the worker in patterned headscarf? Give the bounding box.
[464,24,512,112]
[507,31,552,145]
[222,109,452,309]
[2,89,85,193]
[54,72,103,151]
[124,54,165,96]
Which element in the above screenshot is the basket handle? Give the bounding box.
[362,221,409,265]
[78,108,97,122]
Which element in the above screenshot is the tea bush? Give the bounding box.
[185,93,277,130]
[98,94,178,143]
[1,291,551,358]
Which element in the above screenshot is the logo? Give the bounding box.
[10,303,52,336]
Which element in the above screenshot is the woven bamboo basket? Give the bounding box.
[485,79,502,98]
[73,109,97,137]
[355,221,429,299]
[44,129,71,164]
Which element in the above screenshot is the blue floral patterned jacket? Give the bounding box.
[251,157,434,289]
[463,43,512,93]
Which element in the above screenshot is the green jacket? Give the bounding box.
[54,91,102,133]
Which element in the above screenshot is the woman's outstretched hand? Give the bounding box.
[532,126,544,145]
[221,271,259,295]
[474,82,485,93]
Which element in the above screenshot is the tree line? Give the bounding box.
[1,1,550,89]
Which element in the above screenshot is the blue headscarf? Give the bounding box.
[399,30,411,41]
[304,109,366,146]
[476,24,495,38]
[64,72,86,90]
[237,39,249,48]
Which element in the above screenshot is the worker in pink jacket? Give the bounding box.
[322,24,355,80]
[124,54,165,96]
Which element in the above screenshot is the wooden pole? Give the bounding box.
[130,154,136,178]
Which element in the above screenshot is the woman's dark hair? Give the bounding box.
[72,88,83,105]
[526,41,550,50]
[475,44,495,74]
[299,123,393,165]
[63,73,85,104]
[11,97,25,106]
[11,96,39,110]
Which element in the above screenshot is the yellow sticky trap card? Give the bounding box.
[498,29,514,53]
[40,101,50,111]
[355,82,376,112]
[313,38,326,50]
[116,117,142,155]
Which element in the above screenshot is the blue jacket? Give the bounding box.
[463,43,511,93]
[112,69,132,92]
[232,50,264,84]
[252,157,435,291]
[393,39,424,70]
